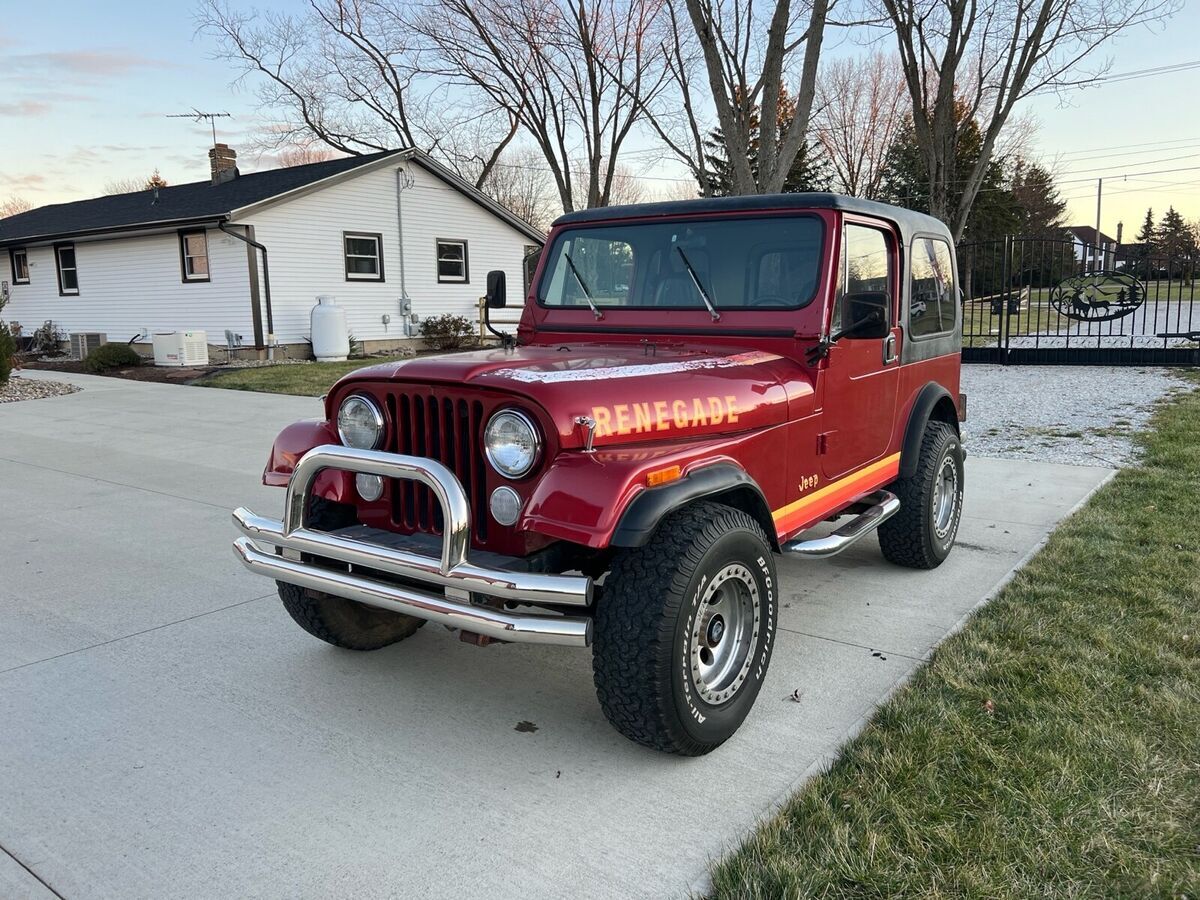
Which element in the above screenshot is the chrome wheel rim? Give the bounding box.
[932,454,959,539]
[689,564,759,706]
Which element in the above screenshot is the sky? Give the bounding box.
[2,0,1199,240]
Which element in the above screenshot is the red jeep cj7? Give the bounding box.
[233,194,965,755]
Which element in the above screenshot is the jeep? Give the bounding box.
[233,194,965,755]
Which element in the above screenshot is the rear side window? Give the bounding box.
[909,238,954,336]
[832,224,891,333]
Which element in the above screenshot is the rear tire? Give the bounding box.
[592,502,778,755]
[878,420,964,569]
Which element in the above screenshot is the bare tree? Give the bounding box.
[0,196,33,218]
[277,146,338,167]
[414,0,668,211]
[478,147,559,232]
[634,0,831,195]
[814,52,906,197]
[196,0,515,187]
[881,0,1179,240]
[102,173,168,196]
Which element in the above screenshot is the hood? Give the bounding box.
[339,342,809,448]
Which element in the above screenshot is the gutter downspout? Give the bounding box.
[396,163,414,310]
[220,221,275,360]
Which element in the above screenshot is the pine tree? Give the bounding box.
[1136,208,1156,249]
[1157,206,1196,278]
[145,169,168,190]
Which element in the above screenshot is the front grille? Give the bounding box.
[384,389,490,544]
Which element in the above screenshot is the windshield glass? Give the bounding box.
[537,215,823,311]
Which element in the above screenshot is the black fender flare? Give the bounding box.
[610,463,777,549]
[899,382,960,478]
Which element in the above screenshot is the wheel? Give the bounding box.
[277,496,425,650]
[592,501,778,755]
[878,420,964,569]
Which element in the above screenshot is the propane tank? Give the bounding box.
[310,296,350,361]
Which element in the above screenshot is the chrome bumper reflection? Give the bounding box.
[232,445,592,648]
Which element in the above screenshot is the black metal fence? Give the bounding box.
[957,236,1200,365]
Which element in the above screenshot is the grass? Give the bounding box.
[710,373,1200,899]
[195,356,407,397]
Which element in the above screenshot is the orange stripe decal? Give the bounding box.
[772,453,901,536]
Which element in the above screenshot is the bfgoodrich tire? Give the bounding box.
[878,420,964,569]
[277,582,425,651]
[592,501,778,755]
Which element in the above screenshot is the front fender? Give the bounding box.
[520,438,768,549]
[262,418,351,502]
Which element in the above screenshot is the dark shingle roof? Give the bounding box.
[1064,225,1115,245]
[0,149,402,246]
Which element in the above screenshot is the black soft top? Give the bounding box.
[553,192,951,246]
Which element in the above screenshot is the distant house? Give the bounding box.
[0,145,543,355]
[1063,225,1116,270]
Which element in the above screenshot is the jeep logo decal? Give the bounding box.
[1049,271,1145,322]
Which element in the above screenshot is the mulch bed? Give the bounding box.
[20,356,218,384]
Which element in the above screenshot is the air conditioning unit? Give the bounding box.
[152,330,209,367]
[70,332,106,360]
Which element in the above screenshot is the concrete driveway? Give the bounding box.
[0,372,1112,900]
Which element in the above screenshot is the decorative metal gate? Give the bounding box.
[957,236,1200,365]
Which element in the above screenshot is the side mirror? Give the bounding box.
[838,291,890,340]
[485,270,507,309]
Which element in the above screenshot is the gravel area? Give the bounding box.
[0,375,82,404]
[961,365,1189,467]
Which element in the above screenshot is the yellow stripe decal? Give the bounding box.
[771,453,901,524]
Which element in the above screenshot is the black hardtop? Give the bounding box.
[553,193,951,246]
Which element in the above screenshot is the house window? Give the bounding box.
[344,232,384,281]
[55,244,79,295]
[436,239,469,283]
[10,248,29,284]
[179,230,210,282]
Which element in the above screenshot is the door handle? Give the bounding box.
[883,333,898,365]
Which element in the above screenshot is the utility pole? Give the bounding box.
[1094,178,1103,272]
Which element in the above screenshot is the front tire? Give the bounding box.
[878,420,964,569]
[592,502,778,755]
[278,582,425,650]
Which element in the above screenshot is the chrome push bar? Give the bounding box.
[232,445,593,647]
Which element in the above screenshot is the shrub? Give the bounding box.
[32,320,65,356]
[0,327,14,387]
[84,342,142,373]
[420,314,476,351]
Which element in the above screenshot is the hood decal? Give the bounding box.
[480,350,782,384]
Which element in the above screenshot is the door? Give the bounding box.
[819,221,900,481]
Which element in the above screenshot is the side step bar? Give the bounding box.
[782,490,900,559]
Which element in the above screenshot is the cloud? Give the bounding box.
[0,100,50,117]
[0,50,171,79]
[0,173,47,189]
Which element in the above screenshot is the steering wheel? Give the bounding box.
[754,295,794,308]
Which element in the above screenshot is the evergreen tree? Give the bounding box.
[701,89,831,196]
[1157,206,1196,278]
[1009,161,1066,237]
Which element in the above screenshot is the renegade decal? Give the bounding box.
[590,395,740,437]
[773,453,901,536]
[483,350,780,384]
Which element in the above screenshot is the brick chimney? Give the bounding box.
[208,143,238,185]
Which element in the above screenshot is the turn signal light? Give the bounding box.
[646,465,682,487]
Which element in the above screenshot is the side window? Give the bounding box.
[10,248,29,284]
[909,238,954,337]
[55,244,79,295]
[436,239,469,283]
[832,224,890,333]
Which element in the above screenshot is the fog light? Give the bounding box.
[489,486,522,525]
[356,473,384,502]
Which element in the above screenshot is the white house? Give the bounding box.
[1064,225,1116,271]
[0,146,543,355]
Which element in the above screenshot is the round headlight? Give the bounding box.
[484,409,541,478]
[337,395,384,449]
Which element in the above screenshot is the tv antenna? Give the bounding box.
[165,109,232,144]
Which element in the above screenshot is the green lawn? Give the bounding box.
[195,356,408,397]
[711,374,1200,898]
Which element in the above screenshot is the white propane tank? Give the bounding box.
[311,296,350,361]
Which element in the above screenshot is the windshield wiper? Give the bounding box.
[675,246,720,321]
[564,252,603,320]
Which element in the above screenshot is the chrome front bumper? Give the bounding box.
[232,445,593,647]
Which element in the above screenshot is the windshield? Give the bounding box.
[537,215,823,311]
